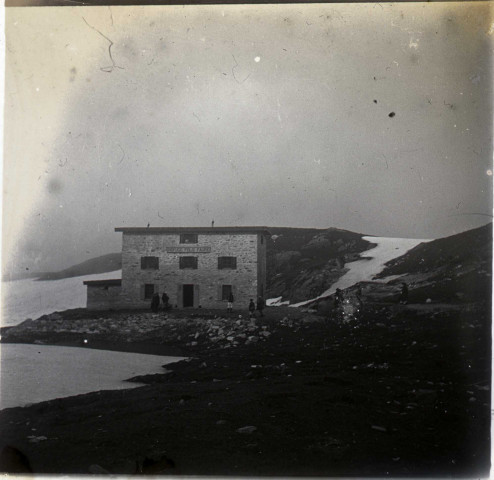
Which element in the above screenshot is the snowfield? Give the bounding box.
[1,270,122,327]
[288,236,431,307]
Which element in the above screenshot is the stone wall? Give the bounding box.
[86,285,123,310]
[120,233,266,309]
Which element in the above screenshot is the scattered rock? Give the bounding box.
[371,425,387,432]
[27,435,48,443]
[237,426,257,434]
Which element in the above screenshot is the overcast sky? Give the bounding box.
[3,2,493,273]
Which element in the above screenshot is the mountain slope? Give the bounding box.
[372,222,492,304]
[291,236,429,307]
[378,223,492,278]
[37,253,122,281]
[266,227,375,302]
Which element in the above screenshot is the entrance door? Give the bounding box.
[183,284,194,307]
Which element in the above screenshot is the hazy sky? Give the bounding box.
[3,3,493,273]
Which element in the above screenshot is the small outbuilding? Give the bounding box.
[83,279,122,311]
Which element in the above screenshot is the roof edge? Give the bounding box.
[115,226,271,235]
[83,279,122,286]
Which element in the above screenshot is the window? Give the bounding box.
[218,256,237,269]
[261,235,264,244]
[141,256,159,269]
[144,284,155,299]
[180,233,198,244]
[222,285,233,301]
[179,256,198,269]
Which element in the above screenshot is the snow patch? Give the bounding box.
[291,236,430,307]
[266,296,290,307]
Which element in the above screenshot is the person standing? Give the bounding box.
[227,291,234,313]
[161,291,169,310]
[333,288,344,320]
[399,283,408,305]
[256,296,265,317]
[248,299,256,318]
[151,293,160,313]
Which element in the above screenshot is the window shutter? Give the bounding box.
[217,284,222,301]
[140,284,145,300]
[218,257,237,269]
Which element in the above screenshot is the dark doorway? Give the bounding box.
[144,284,155,300]
[183,284,194,307]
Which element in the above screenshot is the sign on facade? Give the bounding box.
[166,246,212,253]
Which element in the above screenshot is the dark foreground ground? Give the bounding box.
[0,301,491,476]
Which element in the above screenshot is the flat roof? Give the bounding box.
[83,279,122,286]
[115,226,271,235]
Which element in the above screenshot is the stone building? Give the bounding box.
[83,278,122,310]
[84,226,269,310]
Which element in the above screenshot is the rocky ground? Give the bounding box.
[0,297,490,476]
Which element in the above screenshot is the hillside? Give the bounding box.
[266,227,374,302]
[370,222,492,304]
[37,254,122,281]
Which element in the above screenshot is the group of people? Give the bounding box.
[248,297,265,318]
[150,290,265,316]
[150,291,170,313]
